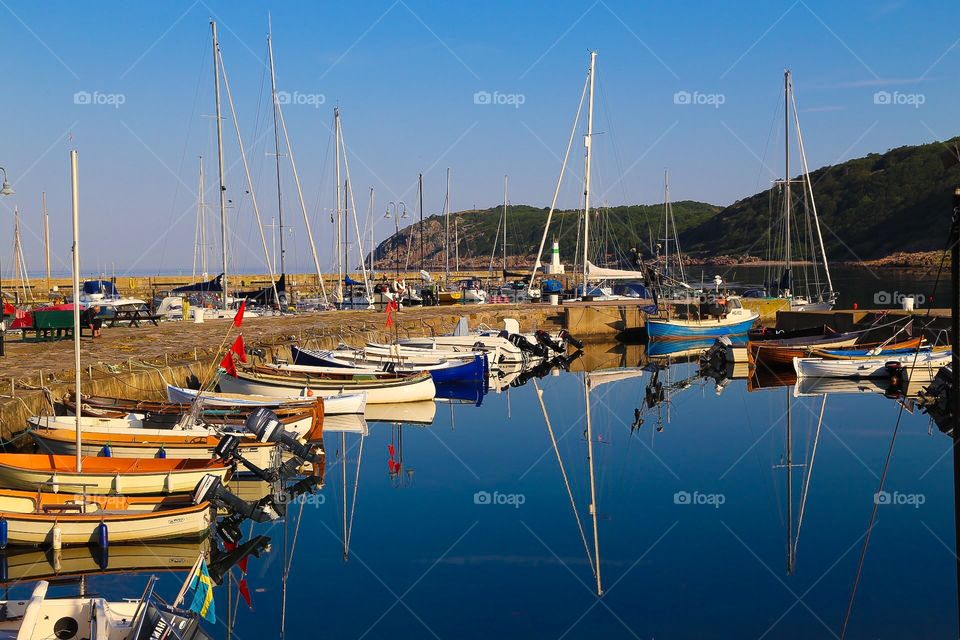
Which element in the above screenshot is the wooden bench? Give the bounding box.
[22,310,93,342]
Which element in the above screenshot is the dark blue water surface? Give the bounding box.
[11,348,958,639]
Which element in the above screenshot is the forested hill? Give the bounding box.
[370,136,960,269]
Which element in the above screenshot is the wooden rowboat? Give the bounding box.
[0,539,208,584]
[0,453,230,495]
[165,385,367,415]
[219,367,436,404]
[0,489,211,546]
[62,392,324,439]
[793,347,951,379]
[748,332,861,369]
[28,418,277,469]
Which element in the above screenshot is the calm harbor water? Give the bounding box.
[8,341,956,639]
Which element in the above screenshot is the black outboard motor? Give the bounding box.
[534,329,565,354]
[558,330,583,350]
[918,365,953,433]
[507,332,549,358]
[244,408,321,464]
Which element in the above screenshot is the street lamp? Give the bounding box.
[384,201,407,278]
[0,167,13,356]
[0,168,13,197]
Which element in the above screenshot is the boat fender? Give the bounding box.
[0,551,6,582]
[51,523,62,551]
[99,443,112,457]
[95,545,109,571]
[97,522,109,550]
[0,517,7,549]
[156,445,167,459]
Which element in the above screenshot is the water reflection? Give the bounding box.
[4,340,955,638]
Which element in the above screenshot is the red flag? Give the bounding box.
[385,299,397,328]
[231,335,248,363]
[387,444,396,457]
[233,300,246,327]
[238,577,253,609]
[220,351,237,377]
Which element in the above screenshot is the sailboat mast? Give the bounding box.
[582,51,597,292]
[663,170,669,278]
[784,69,792,291]
[70,150,82,473]
[198,156,208,278]
[444,168,450,280]
[418,173,424,272]
[334,108,343,296]
[267,17,286,277]
[502,175,508,273]
[368,187,375,274]
[584,375,602,595]
[786,390,794,574]
[455,219,459,273]
[211,21,229,309]
[42,192,50,293]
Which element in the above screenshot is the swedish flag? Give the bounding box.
[187,559,216,623]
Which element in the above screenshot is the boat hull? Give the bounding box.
[646,314,758,339]
[0,454,230,495]
[166,385,366,414]
[219,370,436,403]
[793,350,951,379]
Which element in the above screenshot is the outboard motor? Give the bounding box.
[507,333,549,358]
[918,365,953,433]
[244,408,321,464]
[534,330,565,354]
[558,330,583,350]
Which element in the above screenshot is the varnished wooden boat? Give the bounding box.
[28,417,277,469]
[0,453,230,495]
[748,332,863,369]
[219,366,436,403]
[63,392,323,438]
[0,488,211,546]
[166,385,367,414]
[0,539,208,584]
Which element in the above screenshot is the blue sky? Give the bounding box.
[0,0,957,277]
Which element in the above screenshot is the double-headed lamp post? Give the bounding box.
[384,201,407,278]
[0,168,14,357]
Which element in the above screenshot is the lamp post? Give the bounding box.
[0,167,14,357]
[384,201,407,278]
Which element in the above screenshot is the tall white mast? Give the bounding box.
[42,192,50,293]
[444,168,451,281]
[267,16,286,277]
[334,108,343,304]
[211,21,228,309]
[502,174,508,274]
[198,156,208,278]
[582,51,597,293]
[70,150,82,473]
[454,218,459,273]
[368,187,375,274]
[784,69,792,293]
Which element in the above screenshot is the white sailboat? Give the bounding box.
[528,51,645,302]
[767,70,837,311]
